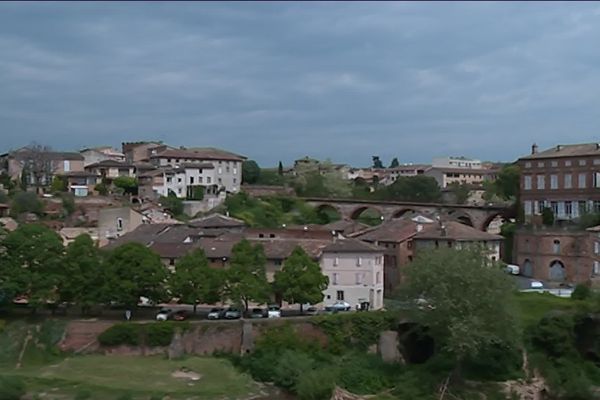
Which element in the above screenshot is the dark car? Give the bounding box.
[207,307,226,320]
[224,307,242,319]
[249,307,266,318]
[171,309,190,321]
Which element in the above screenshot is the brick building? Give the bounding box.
[517,143,600,223]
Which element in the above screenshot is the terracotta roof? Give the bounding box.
[60,171,101,177]
[254,238,330,259]
[149,242,201,259]
[413,221,504,241]
[188,214,246,229]
[180,163,215,169]
[322,238,383,253]
[86,160,134,168]
[352,219,422,243]
[425,166,490,174]
[102,223,180,249]
[151,148,245,162]
[323,220,371,235]
[520,143,600,160]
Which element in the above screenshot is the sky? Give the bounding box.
[1,2,600,167]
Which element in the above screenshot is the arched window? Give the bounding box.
[549,260,566,281]
[522,259,533,277]
[553,240,560,254]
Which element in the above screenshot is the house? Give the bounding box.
[122,141,169,163]
[59,227,99,246]
[517,143,600,223]
[84,160,135,180]
[59,171,102,197]
[424,167,494,189]
[513,226,600,284]
[98,207,147,244]
[80,147,125,167]
[3,147,84,186]
[432,156,483,169]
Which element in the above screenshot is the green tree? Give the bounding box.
[256,169,285,186]
[397,247,518,380]
[1,224,64,309]
[10,191,43,216]
[61,193,76,216]
[50,175,67,193]
[224,239,270,311]
[242,160,261,184]
[62,234,104,313]
[494,164,520,200]
[500,222,517,263]
[113,176,138,195]
[169,249,224,314]
[104,242,168,307]
[380,175,441,203]
[447,182,471,205]
[278,161,284,176]
[160,194,184,217]
[542,207,555,226]
[372,156,383,169]
[274,246,328,311]
[94,182,108,196]
[188,186,204,201]
[389,158,400,168]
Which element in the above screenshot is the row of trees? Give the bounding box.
[0,224,328,313]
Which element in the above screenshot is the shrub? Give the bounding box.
[95,182,108,196]
[0,376,26,400]
[337,353,398,394]
[272,350,315,390]
[529,314,576,359]
[146,323,175,347]
[571,284,591,301]
[74,389,92,400]
[61,193,75,216]
[295,368,337,400]
[98,323,141,346]
[10,191,43,216]
[115,393,133,400]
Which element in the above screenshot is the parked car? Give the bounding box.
[328,301,351,312]
[207,307,226,320]
[250,308,266,318]
[156,308,171,321]
[304,306,319,316]
[224,307,242,319]
[267,305,281,318]
[171,310,189,321]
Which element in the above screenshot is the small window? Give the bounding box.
[336,290,344,301]
[579,173,587,189]
[233,178,237,184]
[525,162,531,168]
[332,273,339,285]
[355,273,363,285]
[579,159,587,166]
[356,257,362,266]
[376,271,381,284]
[218,178,222,184]
[258,233,264,238]
[169,258,175,266]
[333,257,339,266]
[594,159,600,165]
[116,217,123,231]
[565,160,572,167]
[537,162,544,167]
[553,240,560,254]
[564,174,572,189]
[269,233,275,238]
[551,161,558,167]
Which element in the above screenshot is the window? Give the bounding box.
[564,174,572,189]
[177,188,182,194]
[553,240,560,254]
[594,261,600,276]
[524,201,532,216]
[63,160,71,172]
[537,175,545,190]
[594,242,600,255]
[233,168,237,174]
[218,167,222,174]
[336,290,344,301]
[176,159,180,163]
[333,257,339,266]
[199,177,203,183]
[551,161,558,167]
[355,273,364,285]
[594,172,600,188]
[524,176,532,190]
[579,201,588,214]
[579,173,587,188]
[226,166,230,173]
[233,178,237,184]
[169,258,175,266]
[565,160,572,167]
[537,162,544,167]
[551,201,558,215]
[190,177,194,184]
[167,177,172,183]
[375,256,382,265]
[116,217,123,231]
[525,162,531,168]
[594,201,600,214]
[580,159,587,166]
[376,272,381,284]
[565,201,573,217]
[407,240,413,249]
[332,273,338,285]
[177,177,182,183]
[550,175,558,189]
[595,159,600,165]
[218,178,222,184]
[207,177,211,184]
[167,158,171,163]
[356,257,362,266]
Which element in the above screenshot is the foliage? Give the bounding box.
[256,169,285,186]
[98,323,141,346]
[169,249,224,313]
[337,353,402,395]
[94,182,109,196]
[50,175,68,193]
[74,390,92,400]
[146,322,176,347]
[113,176,138,195]
[571,284,591,301]
[513,292,575,328]
[494,164,520,200]
[295,368,337,400]
[104,242,168,306]
[389,157,400,168]
[0,224,64,308]
[278,161,284,176]
[188,185,204,200]
[529,313,576,359]
[61,234,105,312]
[500,222,517,263]
[274,246,329,310]
[541,207,554,226]
[292,161,352,198]
[98,322,183,347]
[159,194,184,217]
[372,156,383,169]
[10,191,43,216]
[397,247,519,372]
[0,376,26,400]
[224,239,270,311]
[446,182,471,205]
[242,160,261,184]
[377,175,442,203]
[0,172,15,191]
[272,350,315,389]
[578,212,600,229]
[61,193,76,216]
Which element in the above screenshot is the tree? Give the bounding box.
[188,186,204,201]
[160,194,184,217]
[389,158,400,168]
[1,224,64,309]
[10,191,43,216]
[397,247,518,380]
[273,246,328,311]
[372,156,383,169]
[21,142,55,188]
[278,161,284,176]
[113,176,138,195]
[169,249,224,314]
[494,164,520,200]
[104,242,168,307]
[61,193,76,216]
[50,176,67,193]
[61,234,104,313]
[95,182,108,196]
[447,182,471,205]
[224,239,271,311]
[380,175,442,203]
[242,160,261,184]
[542,207,555,226]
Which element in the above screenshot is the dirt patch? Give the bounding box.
[171,367,202,381]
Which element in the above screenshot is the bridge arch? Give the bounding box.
[481,212,506,233]
[350,206,384,225]
[393,208,417,219]
[314,204,342,223]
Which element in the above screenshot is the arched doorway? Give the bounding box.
[522,259,533,277]
[351,206,383,226]
[549,260,566,282]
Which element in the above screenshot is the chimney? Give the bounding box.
[556,145,562,152]
[531,143,538,154]
[416,224,423,232]
[440,224,447,237]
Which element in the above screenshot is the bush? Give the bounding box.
[61,193,75,216]
[98,323,141,346]
[272,350,315,390]
[0,376,26,400]
[337,353,399,394]
[572,284,591,301]
[74,389,92,400]
[529,314,576,359]
[0,319,5,334]
[95,182,108,196]
[295,368,336,400]
[10,191,43,216]
[146,323,175,347]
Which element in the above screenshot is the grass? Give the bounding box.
[513,292,577,327]
[1,355,262,399]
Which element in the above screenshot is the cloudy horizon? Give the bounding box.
[1,2,600,167]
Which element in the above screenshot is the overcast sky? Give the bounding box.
[1,2,600,167]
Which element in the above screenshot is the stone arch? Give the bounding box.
[549,259,566,282]
[481,212,505,233]
[393,208,417,219]
[350,206,383,225]
[314,204,342,222]
[522,259,533,277]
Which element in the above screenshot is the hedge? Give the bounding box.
[98,322,188,347]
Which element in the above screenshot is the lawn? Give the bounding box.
[513,291,578,327]
[1,355,265,400]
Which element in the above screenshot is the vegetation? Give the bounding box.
[188,185,204,200]
[372,156,384,169]
[94,182,109,196]
[500,222,517,263]
[9,191,43,216]
[224,239,270,311]
[242,160,261,184]
[446,182,471,204]
[50,175,67,193]
[98,322,187,347]
[159,194,184,217]
[113,176,138,195]
[542,206,555,226]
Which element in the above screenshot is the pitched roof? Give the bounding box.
[86,160,134,168]
[101,223,180,249]
[188,214,246,229]
[519,143,600,160]
[352,219,422,243]
[151,148,245,162]
[11,150,84,161]
[322,238,383,253]
[323,220,371,235]
[413,221,504,241]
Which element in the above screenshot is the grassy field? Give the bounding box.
[1,355,266,400]
[513,291,578,327]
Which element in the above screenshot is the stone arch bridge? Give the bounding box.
[303,197,514,231]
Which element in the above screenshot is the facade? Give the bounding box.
[80,147,125,167]
[432,156,482,169]
[4,147,85,186]
[517,143,600,223]
[85,160,135,179]
[513,227,600,284]
[60,171,101,197]
[424,167,492,189]
[98,207,147,244]
[122,142,169,163]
